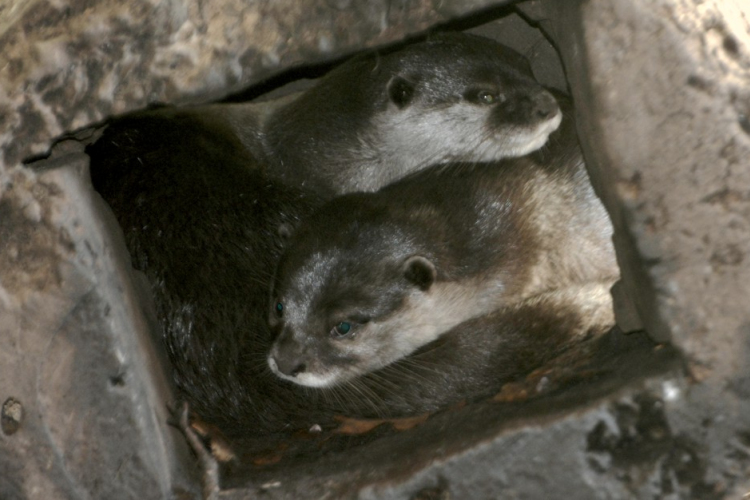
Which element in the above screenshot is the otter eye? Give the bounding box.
[275,302,283,317]
[331,322,353,338]
[477,90,499,105]
[388,76,415,109]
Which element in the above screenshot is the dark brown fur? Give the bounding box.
[87,108,612,430]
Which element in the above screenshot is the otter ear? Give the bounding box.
[275,223,296,250]
[388,76,415,109]
[403,255,436,291]
[278,222,294,241]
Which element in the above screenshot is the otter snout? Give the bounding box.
[268,339,344,388]
[532,91,559,121]
[488,88,560,131]
[268,330,308,379]
[268,352,307,378]
[510,89,559,123]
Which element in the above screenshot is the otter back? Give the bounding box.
[87,109,327,434]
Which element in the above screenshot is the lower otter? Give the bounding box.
[268,98,619,388]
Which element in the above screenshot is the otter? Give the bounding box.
[86,106,603,431]
[268,97,619,388]
[263,32,562,195]
[133,33,561,198]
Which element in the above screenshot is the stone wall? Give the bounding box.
[1,0,749,498]
[0,0,507,167]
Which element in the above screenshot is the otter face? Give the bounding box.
[376,78,561,168]
[267,248,441,388]
[265,196,502,388]
[372,34,562,170]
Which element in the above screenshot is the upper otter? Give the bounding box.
[268,100,619,388]
[264,32,562,196]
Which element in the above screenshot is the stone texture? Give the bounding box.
[215,333,704,499]
[0,145,197,499]
[467,11,567,91]
[534,0,750,433]
[536,0,750,352]
[2,0,750,498]
[527,0,750,497]
[0,0,512,168]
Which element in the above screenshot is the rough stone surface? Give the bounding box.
[215,333,701,499]
[213,331,746,500]
[2,0,750,498]
[0,146,197,499]
[0,0,511,168]
[537,0,750,352]
[466,11,566,91]
[528,0,750,497]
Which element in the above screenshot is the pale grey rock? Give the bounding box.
[2,0,750,497]
[0,0,514,168]
[0,150,196,499]
[537,0,750,375]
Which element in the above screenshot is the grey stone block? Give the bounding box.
[0,0,513,167]
[2,0,749,498]
[0,149,196,499]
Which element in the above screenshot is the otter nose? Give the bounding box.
[532,91,559,120]
[269,355,307,378]
[287,362,307,377]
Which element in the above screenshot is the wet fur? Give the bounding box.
[87,110,325,434]
[87,111,613,429]
[325,282,614,417]
[87,101,615,433]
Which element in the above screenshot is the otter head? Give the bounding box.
[267,32,564,195]
[266,197,451,388]
[372,32,562,166]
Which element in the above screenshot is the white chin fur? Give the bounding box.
[375,103,563,174]
[292,372,341,388]
[507,109,563,156]
[267,356,342,388]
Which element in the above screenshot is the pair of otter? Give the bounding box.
[87,32,617,435]
[268,98,617,389]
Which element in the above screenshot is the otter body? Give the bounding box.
[87,110,328,433]
[268,100,618,388]
[86,108,597,430]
